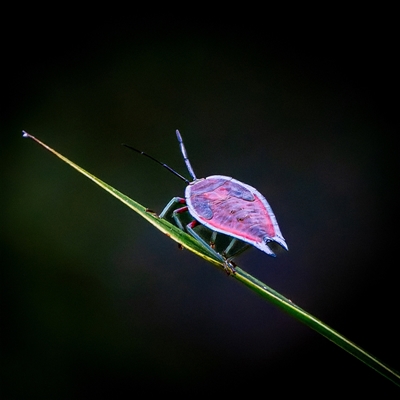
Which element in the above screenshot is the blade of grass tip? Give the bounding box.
[21,131,223,268]
[22,131,400,387]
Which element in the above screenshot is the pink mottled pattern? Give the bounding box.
[185,175,287,253]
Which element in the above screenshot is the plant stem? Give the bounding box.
[234,267,400,387]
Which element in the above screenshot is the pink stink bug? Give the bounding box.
[124,130,288,274]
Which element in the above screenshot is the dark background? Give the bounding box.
[2,15,398,397]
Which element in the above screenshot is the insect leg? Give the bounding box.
[159,197,186,220]
[185,221,225,263]
[209,230,218,248]
[171,206,190,231]
[219,238,250,273]
[225,241,251,259]
[224,238,238,255]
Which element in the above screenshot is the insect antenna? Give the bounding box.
[122,143,190,184]
[176,130,197,181]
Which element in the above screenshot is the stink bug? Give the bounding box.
[124,130,288,274]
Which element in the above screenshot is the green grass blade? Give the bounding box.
[22,131,222,267]
[23,131,400,387]
[234,267,400,387]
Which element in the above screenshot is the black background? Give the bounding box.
[2,13,398,398]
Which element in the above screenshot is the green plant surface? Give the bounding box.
[22,131,400,388]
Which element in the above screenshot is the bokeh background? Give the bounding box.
[2,17,398,397]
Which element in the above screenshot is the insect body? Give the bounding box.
[124,130,288,273]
